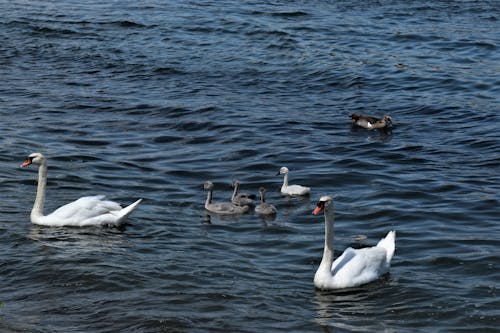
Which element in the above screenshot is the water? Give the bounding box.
[1,1,499,332]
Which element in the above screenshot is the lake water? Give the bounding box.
[0,1,499,332]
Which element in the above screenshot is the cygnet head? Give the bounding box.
[278,167,289,175]
[312,195,333,215]
[203,181,214,190]
[21,152,45,168]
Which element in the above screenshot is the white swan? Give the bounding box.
[312,195,396,290]
[255,187,277,216]
[21,152,142,227]
[277,167,310,196]
[231,179,255,206]
[204,181,249,215]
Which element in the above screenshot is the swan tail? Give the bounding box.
[115,198,142,219]
[377,230,396,263]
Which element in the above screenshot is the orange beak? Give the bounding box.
[312,206,323,215]
[21,159,32,168]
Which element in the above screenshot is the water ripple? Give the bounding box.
[1,0,499,332]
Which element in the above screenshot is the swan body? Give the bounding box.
[277,167,310,196]
[255,187,277,215]
[21,153,142,227]
[312,195,395,290]
[204,181,249,215]
[231,179,255,206]
[351,113,392,130]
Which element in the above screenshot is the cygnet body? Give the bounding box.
[204,181,249,215]
[231,179,255,206]
[255,187,277,216]
[277,167,310,196]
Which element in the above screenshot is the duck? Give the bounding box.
[350,113,392,130]
[231,179,255,206]
[277,167,310,196]
[204,181,249,215]
[312,195,396,290]
[255,187,277,216]
[20,152,142,227]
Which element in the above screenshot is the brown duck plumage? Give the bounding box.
[350,113,393,130]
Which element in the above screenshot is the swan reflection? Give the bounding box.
[28,224,130,255]
[313,276,392,330]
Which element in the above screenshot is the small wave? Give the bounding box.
[153,67,186,75]
[245,29,290,37]
[152,135,183,144]
[271,11,309,17]
[250,10,309,18]
[30,25,79,37]
[111,20,147,28]
[64,139,110,147]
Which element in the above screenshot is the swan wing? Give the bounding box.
[376,230,396,263]
[36,195,133,226]
[48,195,122,220]
[76,197,142,226]
[330,246,389,288]
[206,202,249,215]
[282,185,310,195]
[232,194,255,206]
[255,203,277,215]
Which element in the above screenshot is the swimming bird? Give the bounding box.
[20,152,142,227]
[350,113,392,130]
[277,167,310,196]
[255,187,277,216]
[204,181,249,215]
[231,179,255,206]
[312,195,396,290]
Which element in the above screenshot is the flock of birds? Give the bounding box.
[19,113,395,290]
[203,166,310,217]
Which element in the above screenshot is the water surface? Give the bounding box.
[0,1,499,332]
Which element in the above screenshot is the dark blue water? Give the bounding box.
[1,1,499,332]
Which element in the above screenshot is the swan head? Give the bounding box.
[312,195,333,215]
[21,152,45,168]
[259,186,266,194]
[203,181,214,190]
[277,166,289,175]
[232,179,240,187]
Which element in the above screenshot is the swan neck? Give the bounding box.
[205,188,213,208]
[231,183,238,201]
[32,162,47,219]
[282,173,289,188]
[320,205,335,270]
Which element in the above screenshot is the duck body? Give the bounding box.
[350,113,392,130]
[277,167,310,196]
[21,152,142,227]
[313,195,395,290]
